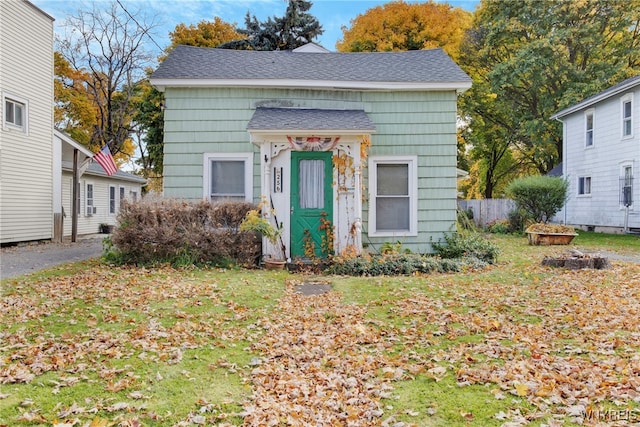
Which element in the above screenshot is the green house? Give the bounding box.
[150,44,471,260]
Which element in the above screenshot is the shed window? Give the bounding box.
[369,156,417,236]
[203,153,253,202]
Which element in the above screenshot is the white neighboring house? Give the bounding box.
[551,75,640,233]
[0,0,54,245]
[55,130,146,238]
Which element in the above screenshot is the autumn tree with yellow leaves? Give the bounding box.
[336,0,471,59]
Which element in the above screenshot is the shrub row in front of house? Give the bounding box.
[104,198,261,267]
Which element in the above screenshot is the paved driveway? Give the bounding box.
[1,235,105,280]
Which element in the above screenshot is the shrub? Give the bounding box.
[325,253,474,276]
[432,232,499,264]
[506,176,568,224]
[108,198,261,267]
[507,207,534,234]
[486,219,510,234]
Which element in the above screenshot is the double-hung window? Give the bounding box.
[203,153,253,202]
[622,95,633,138]
[621,164,633,208]
[86,183,95,216]
[369,156,418,236]
[109,185,116,214]
[3,94,27,132]
[578,176,591,196]
[585,110,594,147]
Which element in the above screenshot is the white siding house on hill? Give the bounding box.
[151,44,472,259]
[551,75,640,233]
[0,0,54,244]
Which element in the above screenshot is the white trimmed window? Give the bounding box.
[85,183,95,216]
[622,94,633,138]
[203,153,253,202]
[585,109,594,147]
[368,156,418,236]
[3,94,28,132]
[578,176,591,196]
[119,186,126,209]
[621,164,633,208]
[109,185,116,214]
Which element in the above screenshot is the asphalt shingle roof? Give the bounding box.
[247,108,375,131]
[152,45,471,85]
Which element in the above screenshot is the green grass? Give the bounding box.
[1,232,639,426]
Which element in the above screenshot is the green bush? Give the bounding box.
[326,253,478,276]
[432,232,500,264]
[486,219,510,234]
[506,176,568,224]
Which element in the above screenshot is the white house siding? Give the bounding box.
[562,86,640,230]
[61,172,144,236]
[162,87,458,253]
[0,0,54,244]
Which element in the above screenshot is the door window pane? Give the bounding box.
[299,159,324,209]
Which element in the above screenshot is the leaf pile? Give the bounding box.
[242,280,415,426]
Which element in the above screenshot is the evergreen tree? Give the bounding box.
[220,0,323,50]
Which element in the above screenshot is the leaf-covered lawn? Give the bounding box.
[1,234,640,426]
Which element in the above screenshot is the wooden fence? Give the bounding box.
[458,199,516,228]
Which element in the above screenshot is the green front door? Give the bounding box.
[290,151,333,259]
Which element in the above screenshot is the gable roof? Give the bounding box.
[247,108,375,134]
[151,45,472,92]
[551,74,640,120]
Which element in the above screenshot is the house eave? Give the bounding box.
[551,77,640,120]
[150,78,472,93]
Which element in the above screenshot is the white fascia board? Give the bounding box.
[551,79,640,120]
[150,78,472,92]
[54,129,94,157]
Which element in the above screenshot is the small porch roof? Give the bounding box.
[247,107,376,135]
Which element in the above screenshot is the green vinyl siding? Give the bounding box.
[162,86,458,252]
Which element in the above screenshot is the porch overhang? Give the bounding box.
[247,107,375,144]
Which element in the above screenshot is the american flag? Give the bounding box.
[94,144,118,176]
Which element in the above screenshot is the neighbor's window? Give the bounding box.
[203,153,253,202]
[119,186,126,208]
[585,110,594,147]
[621,164,633,208]
[109,185,116,214]
[86,183,94,216]
[3,95,27,131]
[578,176,591,196]
[622,96,633,138]
[369,156,417,236]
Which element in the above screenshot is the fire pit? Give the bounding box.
[542,250,610,270]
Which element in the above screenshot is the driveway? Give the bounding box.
[1,235,105,280]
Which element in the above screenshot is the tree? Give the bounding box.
[336,0,471,58]
[219,0,323,50]
[55,0,157,160]
[458,0,640,193]
[169,17,244,50]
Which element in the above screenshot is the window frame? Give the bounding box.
[109,185,117,214]
[584,109,594,148]
[2,93,28,133]
[85,182,95,216]
[621,163,634,209]
[202,152,253,202]
[368,155,418,237]
[577,176,592,197]
[622,94,633,139]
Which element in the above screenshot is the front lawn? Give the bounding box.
[1,233,639,426]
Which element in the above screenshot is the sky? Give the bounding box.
[32,0,479,60]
